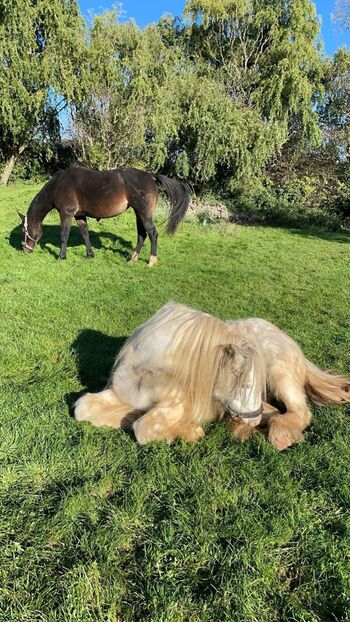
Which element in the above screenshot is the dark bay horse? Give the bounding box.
[19,166,190,265]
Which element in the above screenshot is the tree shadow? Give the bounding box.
[65,329,127,415]
[8,223,133,259]
[284,228,350,244]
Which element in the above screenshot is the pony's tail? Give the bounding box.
[305,360,350,405]
[154,173,190,235]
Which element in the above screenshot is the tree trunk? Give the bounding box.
[0,143,27,185]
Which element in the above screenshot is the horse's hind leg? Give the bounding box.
[75,215,94,258]
[130,215,147,262]
[145,218,159,267]
[133,202,158,266]
[267,377,312,451]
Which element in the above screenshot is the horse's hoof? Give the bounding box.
[86,253,95,259]
[148,255,158,267]
[129,252,139,263]
[58,256,66,261]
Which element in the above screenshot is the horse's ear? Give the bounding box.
[17,210,25,221]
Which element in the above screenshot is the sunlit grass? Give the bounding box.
[0,182,349,621]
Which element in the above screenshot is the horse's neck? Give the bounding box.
[28,195,52,226]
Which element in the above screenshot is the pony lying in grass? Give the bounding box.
[75,303,349,450]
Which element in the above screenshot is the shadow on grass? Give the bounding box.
[284,228,350,244]
[8,223,133,259]
[65,329,127,415]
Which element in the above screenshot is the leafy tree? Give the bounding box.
[184,0,323,136]
[72,11,183,171]
[334,0,350,29]
[0,0,86,184]
[320,48,350,161]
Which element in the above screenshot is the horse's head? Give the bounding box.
[214,339,266,427]
[18,211,42,253]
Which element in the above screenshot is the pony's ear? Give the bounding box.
[222,343,245,369]
[17,210,25,221]
[223,344,235,357]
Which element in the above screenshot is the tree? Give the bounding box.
[184,0,323,135]
[0,0,86,184]
[320,49,350,161]
[71,10,184,171]
[334,0,350,29]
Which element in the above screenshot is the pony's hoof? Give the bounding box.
[183,426,205,442]
[148,255,158,267]
[86,253,95,259]
[230,420,258,443]
[268,419,304,451]
[58,255,66,261]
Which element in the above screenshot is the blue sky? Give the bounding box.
[78,0,349,56]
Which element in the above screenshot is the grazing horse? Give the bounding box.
[18,166,190,265]
[75,302,350,450]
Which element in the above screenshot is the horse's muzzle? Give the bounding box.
[22,243,34,253]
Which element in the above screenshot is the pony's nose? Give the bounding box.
[241,413,262,427]
[240,403,263,427]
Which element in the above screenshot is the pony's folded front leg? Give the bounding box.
[75,389,136,429]
[267,385,312,451]
[133,395,204,445]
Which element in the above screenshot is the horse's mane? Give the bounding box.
[27,170,63,224]
[115,303,266,423]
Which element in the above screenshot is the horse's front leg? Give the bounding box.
[133,395,204,444]
[75,215,94,259]
[59,212,74,260]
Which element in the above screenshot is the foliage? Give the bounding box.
[334,0,350,29]
[319,48,350,163]
[0,0,86,182]
[1,183,350,621]
[72,12,184,171]
[0,1,349,228]
[71,0,324,191]
[228,176,345,229]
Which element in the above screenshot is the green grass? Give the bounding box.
[0,182,350,622]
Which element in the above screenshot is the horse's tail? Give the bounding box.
[154,173,190,235]
[305,360,350,405]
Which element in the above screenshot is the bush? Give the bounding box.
[228,176,344,230]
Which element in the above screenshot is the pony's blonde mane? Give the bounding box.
[114,303,267,423]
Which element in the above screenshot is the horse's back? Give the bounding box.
[52,166,128,217]
[52,166,157,217]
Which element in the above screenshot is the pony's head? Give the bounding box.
[214,339,266,426]
[18,211,42,253]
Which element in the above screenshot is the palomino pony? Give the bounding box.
[18,166,190,265]
[75,303,349,450]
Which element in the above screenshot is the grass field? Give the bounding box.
[0,182,350,622]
